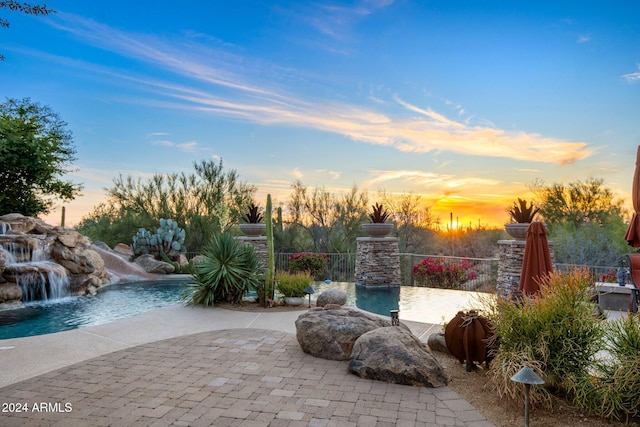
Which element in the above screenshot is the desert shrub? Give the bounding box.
[182,233,263,306]
[275,271,312,298]
[489,268,604,408]
[289,252,328,279]
[569,314,640,421]
[412,257,477,289]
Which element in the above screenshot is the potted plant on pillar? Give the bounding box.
[505,198,539,240]
[362,203,394,237]
[239,203,266,237]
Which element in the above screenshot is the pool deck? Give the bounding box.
[0,304,497,427]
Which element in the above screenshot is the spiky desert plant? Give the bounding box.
[262,193,275,307]
[182,233,263,306]
[242,203,263,223]
[507,198,539,223]
[368,202,391,223]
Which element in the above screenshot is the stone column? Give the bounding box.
[355,237,401,286]
[496,239,554,299]
[236,236,268,268]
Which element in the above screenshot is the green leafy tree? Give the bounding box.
[0,98,82,216]
[1,1,55,61]
[531,177,630,266]
[531,177,625,229]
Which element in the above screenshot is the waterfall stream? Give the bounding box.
[0,235,70,303]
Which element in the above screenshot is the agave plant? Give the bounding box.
[507,198,539,223]
[182,233,264,306]
[242,203,264,224]
[368,202,391,223]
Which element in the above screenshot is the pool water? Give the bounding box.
[0,280,192,339]
[313,282,490,325]
[0,280,490,340]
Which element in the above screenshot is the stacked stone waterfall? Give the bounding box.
[0,213,109,306]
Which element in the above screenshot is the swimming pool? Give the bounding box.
[313,281,489,325]
[0,279,490,339]
[0,279,192,339]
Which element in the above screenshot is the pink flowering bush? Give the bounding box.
[412,257,477,289]
[289,252,328,280]
[600,269,618,283]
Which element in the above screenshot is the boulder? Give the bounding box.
[57,230,82,248]
[295,306,392,360]
[0,213,25,221]
[349,327,448,388]
[134,254,175,274]
[113,243,134,260]
[81,249,107,282]
[50,244,95,275]
[316,288,348,307]
[0,282,22,303]
[427,332,449,354]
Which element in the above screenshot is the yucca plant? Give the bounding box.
[368,202,391,223]
[182,233,263,306]
[507,198,539,223]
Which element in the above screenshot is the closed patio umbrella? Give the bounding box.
[624,145,640,249]
[519,222,553,295]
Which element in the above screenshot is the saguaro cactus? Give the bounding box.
[263,194,275,306]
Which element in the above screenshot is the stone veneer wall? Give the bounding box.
[496,239,554,299]
[355,237,401,286]
[236,236,268,268]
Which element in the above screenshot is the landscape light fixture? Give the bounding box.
[510,366,545,427]
[304,286,315,308]
[390,309,399,326]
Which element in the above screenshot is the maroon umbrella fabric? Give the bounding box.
[519,222,553,295]
[624,145,640,248]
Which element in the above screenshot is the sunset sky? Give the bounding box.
[2,1,639,229]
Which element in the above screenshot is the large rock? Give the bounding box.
[57,230,82,248]
[349,327,448,388]
[295,306,391,360]
[316,288,347,307]
[50,244,96,275]
[134,254,175,274]
[113,243,134,261]
[0,282,22,303]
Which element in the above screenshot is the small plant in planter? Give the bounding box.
[505,198,540,239]
[239,203,266,236]
[362,203,394,237]
[242,203,264,224]
[276,271,312,305]
[507,198,539,223]
[369,202,391,223]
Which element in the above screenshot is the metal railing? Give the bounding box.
[276,252,499,292]
[191,250,623,290]
[554,263,625,284]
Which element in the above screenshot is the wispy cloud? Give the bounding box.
[47,13,592,166]
[296,0,394,39]
[367,169,501,189]
[622,65,640,82]
[577,34,591,43]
